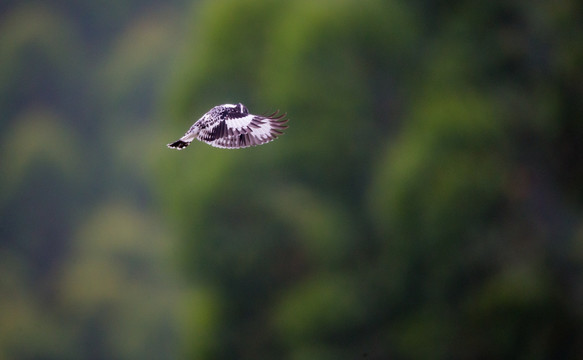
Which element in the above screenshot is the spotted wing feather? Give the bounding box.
[203,111,288,149]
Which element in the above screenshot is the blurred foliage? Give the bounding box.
[158,0,583,359]
[1,0,583,359]
[0,0,189,359]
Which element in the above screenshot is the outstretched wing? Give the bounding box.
[199,110,289,149]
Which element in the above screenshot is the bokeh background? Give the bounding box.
[1,0,582,359]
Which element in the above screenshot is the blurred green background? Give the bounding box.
[1,0,582,359]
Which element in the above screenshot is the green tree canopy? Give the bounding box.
[159,0,583,359]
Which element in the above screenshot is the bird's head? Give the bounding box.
[216,103,249,119]
[236,103,248,115]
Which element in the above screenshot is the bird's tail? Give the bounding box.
[167,139,191,150]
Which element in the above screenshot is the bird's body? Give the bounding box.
[167,103,288,150]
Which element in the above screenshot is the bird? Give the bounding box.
[167,103,288,150]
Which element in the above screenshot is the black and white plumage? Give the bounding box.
[167,103,288,150]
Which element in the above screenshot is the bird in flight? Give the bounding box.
[167,103,288,150]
